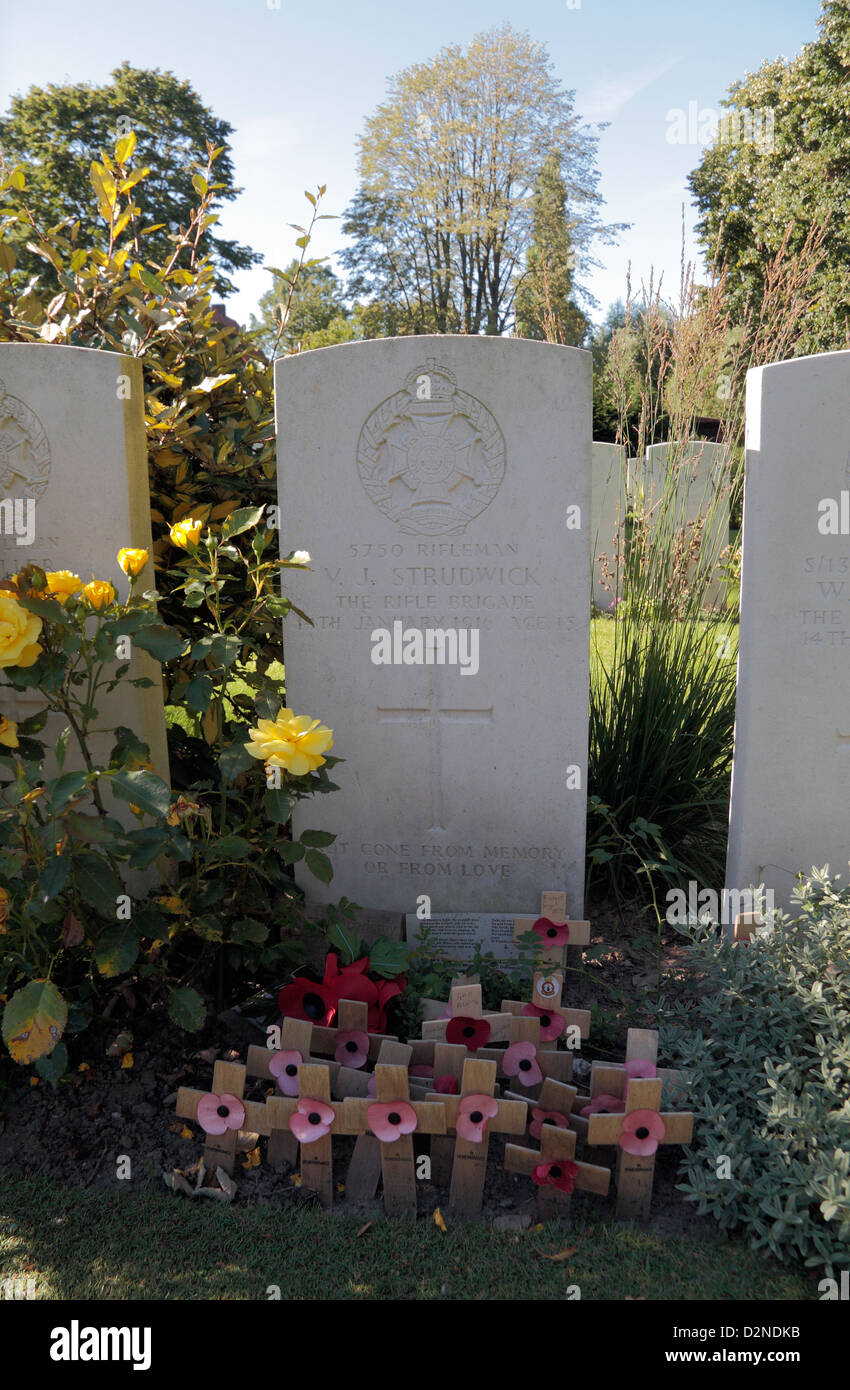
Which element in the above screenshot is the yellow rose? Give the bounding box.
[0,591,43,669]
[117,547,149,577]
[244,708,334,776]
[170,518,204,549]
[81,579,116,611]
[0,716,18,749]
[45,570,83,603]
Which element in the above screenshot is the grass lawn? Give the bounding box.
[0,1174,814,1301]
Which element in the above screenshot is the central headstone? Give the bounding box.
[275,337,590,915]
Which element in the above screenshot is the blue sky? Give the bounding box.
[0,0,823,328]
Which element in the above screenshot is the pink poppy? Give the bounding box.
[433,1075,459,1095]
[532,917,570,949]
[625,1058,657,1080]
[409,1064,434,1078]
[456,1094,499,1143]
[196,1091,245,1136]
[529,1107,569,1140]
[532,1160,579,1194]
[268,1049,302,1097]
[334,1030,369,1069]
[366,1074,377,1097]
[619,1108,666,1156]
[503,1041,543,1088]
[367,1101,418,1143]
[446,1016,491,1051]
[522,1002,566,1042]
[579,1093,624,1119]
[289,1096,335,1144]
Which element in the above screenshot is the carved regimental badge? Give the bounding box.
[356,359,506,535]
[0,378,51,502]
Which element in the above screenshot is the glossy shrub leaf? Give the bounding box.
[2,979,68,1064]
[168,986,205,1032]
[94,923,139,978]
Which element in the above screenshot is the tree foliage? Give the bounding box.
[342,24,620,336]
[249,258,353,356]
[688,0,850,353]
[514,152,589,346]
[0,63,256,293]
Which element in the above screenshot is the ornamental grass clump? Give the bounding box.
[661,867,850,1275]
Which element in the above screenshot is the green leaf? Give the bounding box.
[218,736,255,782]
[126,827,171,869]
[2,979,67,1065]
[186,672,214,711]
[132,625,186,661]
[368,938,409,979]
[74,853,123,917]
[110,769,171,819]
[206,834,253,862]
[37,851,71,902]
[221,505,266,541]
[35,1040,69,1086]
[305,848,333,883]
[263,788,294,824]
[327,920,359,965]
[47,771,88,809]
[300,829,336,848]
[65,810,127,845]
[95,922,139,978]
[168,986,205,1032]
[230,918,269,945]
[277,840,305,864]
[190,634,241,667]
[18,595,69,625]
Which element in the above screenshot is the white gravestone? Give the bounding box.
[590,441,627,612]
[0,344,169,788]
[728,350,850,915]
[275,337,591,916]
[641,440,730,606]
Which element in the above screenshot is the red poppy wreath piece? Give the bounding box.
[277,977,337,1026]
[289,1097,335,1143]
[529,1107,569,1140]
[532,1159,579,1193]
[446,1016,491,1050]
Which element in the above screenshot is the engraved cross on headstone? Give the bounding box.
[377,664,492,831]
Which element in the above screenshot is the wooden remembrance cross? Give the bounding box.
[334,1039,414,1203]
[513,890,593,966]
[505,1121,610,1220]
[421,981,512,1045]
[476,1015,574,1094]
[246,1017,318,1166]
[584,1076,694,1221]
[176,1060,270,1178]
[265,1062,354,1208]
[427,1058,527,1220]
[342,1064,447,1217]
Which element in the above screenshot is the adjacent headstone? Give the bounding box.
[590,442,627,612]
[0,344,169,787]
[728,351,850,914]
[275,337,591,915]
[640,440,730,607]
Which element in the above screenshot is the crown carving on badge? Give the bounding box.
[403,358,456,401]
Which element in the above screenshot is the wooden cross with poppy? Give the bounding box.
[505,1121,610,1220]
[332,1039,413,1203]
[513,890,593,966]
[420,981,511,1047]
[175,1060,270,1178]
[503,1076,582,1145]
[570,1028,688,1143]
[582,1076,694,1222]
[246,1018,329,1166]
[500,969,591,1046]
[475,1014,575,1097]
[426,1057,527,1221]
[428,1041,468,1185]
[309,997,399,1066]
[265,1062,355,1208]
[342,1063,448,1217]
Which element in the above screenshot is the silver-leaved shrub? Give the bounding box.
[661,867,850,1275]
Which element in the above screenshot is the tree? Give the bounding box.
[342,25,621,336]
[688,0,850,353]
[514,152,589,345]
[0,64,256,292]
[249,259,353,356]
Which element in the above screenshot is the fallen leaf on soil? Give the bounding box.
[356,1222,372,1237]
[106,1030,132,1058]
[120,1052,134,1069]
[336,1182,345,1193]
[241,1146,261,1170]
[195,1048,218,1064]
[433,1208,447,1232]
[77,1062,90,1073]
[535,1246,579,1261]
[29,1077,38,1087]
[180,1125,193,1139]
[291,1174,302,1187]
[236,1130,259,1152]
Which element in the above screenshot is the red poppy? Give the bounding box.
[579,1093,624,1119]
[522,1002,566,1042]
[529,1107,569,1140]
[446,1016,491,1051]
[433,1075,459,1095]
[620,1109,666,1156]
[367,1101,418,1142]
[532,917,570,949]
[503,1040,543,1087]
[277,976,337,1026]
[532,1159,579,1193]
